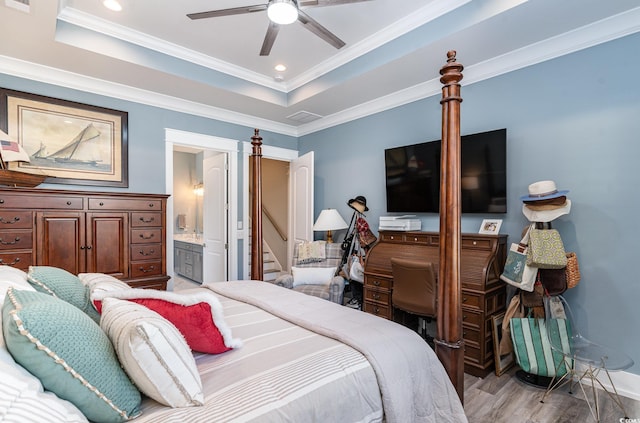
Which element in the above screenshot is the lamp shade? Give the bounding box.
[313,209,348,231]
[267,0,298,25]
[313,209,347,243]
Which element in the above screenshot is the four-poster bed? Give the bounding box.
[0,53,468,422]
[249,51,466,398]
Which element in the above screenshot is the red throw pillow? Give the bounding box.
[93,289,242,354]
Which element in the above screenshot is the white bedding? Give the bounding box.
[204,281,467,423]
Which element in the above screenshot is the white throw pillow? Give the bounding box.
[291,266,337,287]
[78,273,131,310]
[100,297,204,408]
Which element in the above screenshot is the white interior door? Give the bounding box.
[288,151,314,261]
[203,152,228,282]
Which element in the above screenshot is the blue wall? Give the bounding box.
[1,31,638,375]
[300,32,640,375]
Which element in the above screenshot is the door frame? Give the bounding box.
[241,142,298,279]
[165,128,239,289]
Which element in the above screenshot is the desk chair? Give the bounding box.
[541,295,634,422]
[390,257,437,344]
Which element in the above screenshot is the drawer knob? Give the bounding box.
[373,293,380,300]
[148,203,155,208]
[67,201,72,205]
[0,216,20,224]
[0,199,4,204]
[139,217,155,223]
[99,202,104,206]
[414,237,418,241]
[463,314,468,321]
[140,233,155,240]
[374,307,380,314]
[463,296,467,303]
[473,241,477,245]
[373,280,380,286]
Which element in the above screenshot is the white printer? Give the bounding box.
[379,215,421,231]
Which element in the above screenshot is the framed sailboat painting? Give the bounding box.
[0,87,128,187]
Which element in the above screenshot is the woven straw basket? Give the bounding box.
[565,252,581,288]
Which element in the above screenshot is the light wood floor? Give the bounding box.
[464,367,640,422]
[173,276,639,422]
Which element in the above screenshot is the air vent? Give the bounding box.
[286,110,323,124]
[5,0,30,13]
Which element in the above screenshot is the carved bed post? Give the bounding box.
[435,51,464,401]
[250,129,264,280]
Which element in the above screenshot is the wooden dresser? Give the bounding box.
[363,230,507,377]
[0,187,169,290]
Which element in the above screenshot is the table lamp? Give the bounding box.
[313,209,348,243]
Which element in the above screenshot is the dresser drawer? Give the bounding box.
[130,260,163,278]
[131,212,162,227]
[0,211,33,229]
[0,230,33,250]
[364,275,392,290]
[363,301,392,319]
[131,228,162,244]
[364,287,390,304]
[0,251,33,270]
[462,326,481,344]
[89,198,163,211]
[0,195,82,210]
[131,244,162,261]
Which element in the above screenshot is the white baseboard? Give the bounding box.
[574,364,640,401]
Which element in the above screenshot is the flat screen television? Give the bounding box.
[384,128,507,213]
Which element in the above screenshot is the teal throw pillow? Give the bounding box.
[2,288,141,423]
[27,266,100,323]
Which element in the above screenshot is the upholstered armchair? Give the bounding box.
[271,241,345,304]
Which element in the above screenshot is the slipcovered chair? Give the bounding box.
[270,241,345,304]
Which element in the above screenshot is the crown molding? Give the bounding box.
[1,7,638,138]
[0,55,298,137]
[296,6,640,136]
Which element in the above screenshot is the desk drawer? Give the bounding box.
[462,237,493,250]
[461,291,482,310]
[364,275,392,290]
[364,288,390,304]
[461,309,483,328]
[363,301,391,319]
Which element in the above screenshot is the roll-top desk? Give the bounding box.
[363,230,507,377]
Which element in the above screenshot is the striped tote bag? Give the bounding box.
[510,317,572,377]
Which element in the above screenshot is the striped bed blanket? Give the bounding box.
[134,281,466,423]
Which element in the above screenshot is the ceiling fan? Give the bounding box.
[187,0,372,56]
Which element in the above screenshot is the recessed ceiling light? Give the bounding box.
[103,0,122,12]
[274,64,287,72]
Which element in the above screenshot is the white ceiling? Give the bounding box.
[0,0,639,136]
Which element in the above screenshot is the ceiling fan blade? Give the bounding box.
[260,22,280,56]
[298,0,372,7]
[187,4,267,20]
[297,10,345,50]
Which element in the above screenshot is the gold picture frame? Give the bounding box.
[492,311,515,376]
[0,87,128,187]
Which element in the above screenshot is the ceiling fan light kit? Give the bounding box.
[187,0,368,56]
[267,0,299,25]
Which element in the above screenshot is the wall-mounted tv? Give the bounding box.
[384,128,507,214]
